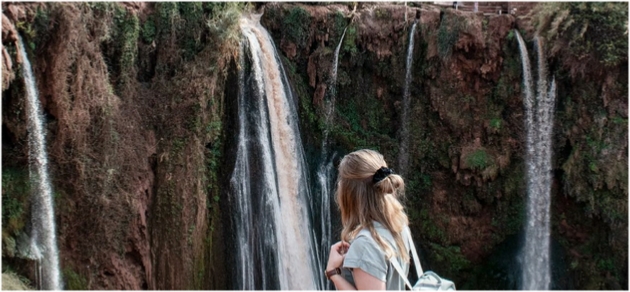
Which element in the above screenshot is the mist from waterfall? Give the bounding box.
[398,21,417,177]
[231,14,322,290]
[515,30,556,290]
[18,35,62,290]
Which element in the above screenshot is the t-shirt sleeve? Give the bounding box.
[342,236,388,282]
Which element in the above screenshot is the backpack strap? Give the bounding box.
[403,227,424,276]
[389,252,415,290]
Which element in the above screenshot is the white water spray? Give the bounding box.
[398,21,417,177]
[232,14,321,290]
[515,31,556,290]
[18,35,62,290]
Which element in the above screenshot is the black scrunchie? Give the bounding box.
[372,167,394,184]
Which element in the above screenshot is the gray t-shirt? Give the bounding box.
[341,222,410,290]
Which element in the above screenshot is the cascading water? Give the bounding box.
[323,26,347,133]
[18,35,62,290]
[398,21,417,177]
[515,31,556,290]
[231,14,322,290]
[315,25,347,289]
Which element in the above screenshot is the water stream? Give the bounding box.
[315,26,347,289]
[515,31,556,290]
[231,14,322,290]
[18,35,62,290]
[398,21,418,177]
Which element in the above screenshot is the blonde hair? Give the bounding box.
[335,149,409,262]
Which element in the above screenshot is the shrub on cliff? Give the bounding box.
[530,2,628,77]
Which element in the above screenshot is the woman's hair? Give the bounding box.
[335,149,409,262]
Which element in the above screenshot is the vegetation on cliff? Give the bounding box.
[2,2,627,290]
[262,3,627,289]
[2,2,247,289]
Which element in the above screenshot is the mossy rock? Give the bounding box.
[2,272,34,290]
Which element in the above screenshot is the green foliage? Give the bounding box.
[436,14,466,60]
[2,169,30,234]
[153,2,245,66]
[418,208,448,244]
[156,2,179,35]
[506,30,514,41]
[332,89,392,150]
[342,25,358,56]
[489,118,502,130]
[15,21,35,40]
[63,268,88,290]
[428,243,471,278]
[594,190,626,225]
[531,2,628,67]
[419,174,432,191]
[141,16,156,43]
[1,270,34,290]
[112,6,140,90]
[374,8,391,19]
[206,2,246,49]
[611,116,627,125]
[332,11,347,39]
[489,166,525,238]
[172,137,186,154]
[282,6,310,48]
[466,149,490,170]
[206,120,223,195]
[178,2,205,60]
[281,55,323,142]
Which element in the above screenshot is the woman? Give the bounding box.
[325,149,411,290]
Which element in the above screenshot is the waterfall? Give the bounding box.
[315,25,347,289]
[232,14,322,290]
[515,31,556,290]
[398,21,418,177]
[18,35,62,290]
[323,26,347,133]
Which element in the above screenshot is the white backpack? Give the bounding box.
[357,228,456,290]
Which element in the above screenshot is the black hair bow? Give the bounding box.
[372,167,394,184]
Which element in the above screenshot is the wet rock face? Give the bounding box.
[263,3,626,289]
[1,2,625,290]
[2,2,229,290]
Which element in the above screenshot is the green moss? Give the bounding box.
[437,13,466,60]
[172,138,186,155]
[206,3,245,47]
[112,6,140,91]
[532,2,628,67]
[332,11,346,39]
[156,2,179,36]
[342,25,358,56]
[282,6,310,48]
[374,8,391,19]
[2,168,30,236]
[489,118,502,130]
[281,55,323,143]
[611,116,627,125]
[417,208,448,244]
[141,16,156,44]
[427,243,471,279]
[178,2,205,60]
[595,190,626,224]
[205,120,223,195]
[63,268,88,290]
[466,149,490,170]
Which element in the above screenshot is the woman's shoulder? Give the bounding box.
[346,231,387,263]
[349,230,384,254]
